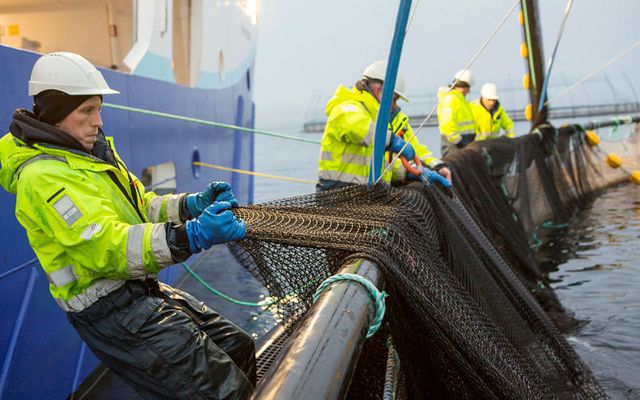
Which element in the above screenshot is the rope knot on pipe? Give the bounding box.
[313,273,387,338]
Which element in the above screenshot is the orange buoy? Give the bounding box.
[522,73,530,90]
[630,170,640,185]
[524,104,532,121]
[518,10,524,25]
[606,153,622,168]
[585,130,600,147]
[520,42,529,58]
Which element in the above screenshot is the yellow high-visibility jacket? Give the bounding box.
[318,85,392,184]
[470,99,516,140]
[0,129,182,312]
[437,88,475,143]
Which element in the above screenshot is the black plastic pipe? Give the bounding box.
[252,258,384,400]
[582,115,640,130]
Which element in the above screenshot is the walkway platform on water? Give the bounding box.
[302,102,640,132]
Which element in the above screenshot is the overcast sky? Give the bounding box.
[253,0,640,131]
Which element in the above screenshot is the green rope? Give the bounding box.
[530,220,569,249]
[530,228,542,249]
[313,273,387,338]
[604,116,636,142]
[500,183,510,198]
[608,117,621,139]
[102,102,321,145]
[541,221,569,229]
[180,262,320,308]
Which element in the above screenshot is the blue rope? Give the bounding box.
[313,273,387,338]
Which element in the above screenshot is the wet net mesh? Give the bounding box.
[229,124,621,399]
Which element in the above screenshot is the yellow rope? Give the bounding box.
[193,162,316,184]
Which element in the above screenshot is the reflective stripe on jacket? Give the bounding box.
[387,111,441,181]
[470,100,516,141]
[0,133,183,312]
[437,88,475,143]
[318,85,392,184]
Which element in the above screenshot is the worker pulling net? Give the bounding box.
[228,124,614,399]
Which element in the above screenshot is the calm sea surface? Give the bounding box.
[541,183,640,399]
[251,124,639,398]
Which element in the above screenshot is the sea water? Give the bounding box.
[541,184,640,399]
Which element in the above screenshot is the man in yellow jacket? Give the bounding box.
[318,60,450,191]
[437,69,476,157]
[0,52,255,399]
[470,83,516,141]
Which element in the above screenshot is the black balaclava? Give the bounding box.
[33,90,97,125]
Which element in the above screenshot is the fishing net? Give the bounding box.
[229,124,614,399]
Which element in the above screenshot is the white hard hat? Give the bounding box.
[480,83,499,100]
[362,60,409,102]
[453,69,474,86]
[28,52,119,96]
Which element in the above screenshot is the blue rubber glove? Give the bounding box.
[388,135,416,160]
[185,201,246,253]
[420,168,453,188]
[403,161,423,181]
[186,181,238,218]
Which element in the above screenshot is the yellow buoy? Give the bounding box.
[524,104,533,121]
[606,153,622,168]
[518,10,524,25]
[585,130,600,147]
[631,170,640,185]
[520,42,529,58]
[522,73,530,90]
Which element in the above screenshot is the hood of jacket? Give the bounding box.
[325,85,380,119]
[471,99,502,116]
[439,87,468,103]
[437,86,450,102]
[0,109,113,194]
[11,108,88,152]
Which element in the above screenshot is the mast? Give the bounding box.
[520,0,548,127]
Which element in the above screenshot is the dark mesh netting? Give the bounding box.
[230,124,613,399]
[441,124,622,333]
[452,124,619,240]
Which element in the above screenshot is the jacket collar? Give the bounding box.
[9,108,116,166]
[10,109,89,153]
[481,100,501,117]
